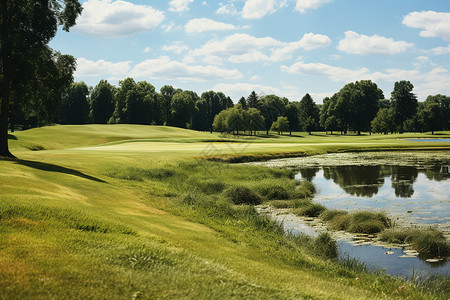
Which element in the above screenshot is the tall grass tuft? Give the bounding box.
[226,186,262,205]
[379,228,449,257]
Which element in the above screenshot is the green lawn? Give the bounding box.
[1,125,449,299]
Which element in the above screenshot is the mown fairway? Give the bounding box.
[1,125,449,299]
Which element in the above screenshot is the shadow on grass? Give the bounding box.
[7,134,17,140]
[12,159,107,183]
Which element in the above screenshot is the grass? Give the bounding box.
[1,125,450,299]
[379,229,450,257]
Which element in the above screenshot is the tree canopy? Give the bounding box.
[0,0,82,156]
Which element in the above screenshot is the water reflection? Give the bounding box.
[296,165,450,230]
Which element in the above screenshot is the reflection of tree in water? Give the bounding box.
[390,166,418,198]
[424,165,448,182]
[322,166,386,197]
[298,168,319,181]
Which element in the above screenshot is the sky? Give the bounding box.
[50,0,450,103]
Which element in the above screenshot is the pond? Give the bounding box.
[251,151,450,278]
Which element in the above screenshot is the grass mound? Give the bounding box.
[320,210,391,234]
[293,203,327,217]
[226,186,262,205]
[379,229,449,257]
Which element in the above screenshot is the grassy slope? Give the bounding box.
[1,125,449,299]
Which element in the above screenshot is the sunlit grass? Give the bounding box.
[1,125,449,299]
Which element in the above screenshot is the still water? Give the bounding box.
[296,165,450,231]
[294,163,450,277]
[252,152,450,278]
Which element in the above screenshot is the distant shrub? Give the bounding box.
[226,186,262,205]
[314,232,338,259]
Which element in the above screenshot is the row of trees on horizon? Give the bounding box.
[9,77,450,136]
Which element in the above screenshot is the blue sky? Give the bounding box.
[50,0,450,103]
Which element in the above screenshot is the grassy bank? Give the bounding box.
[1,125,450,299]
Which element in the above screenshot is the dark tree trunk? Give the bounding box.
[0,0,13,157]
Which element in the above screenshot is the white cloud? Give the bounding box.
[75,58,132,79]
[295,0,333,14]
[185,18,237,33]
[169,0,194,12]
[429,44,450,55]
[189,33,330,63]
[216,2,239,15]
[190,33,282,59]
[143,47,151,53]
[75,0,164,37]
[162,42,189,54]
[250,75,261,82]
[281,60,370,82]
[131,56,243,82]
[242,0,277,19]
[337,31,413,55]
[403,11,450,41]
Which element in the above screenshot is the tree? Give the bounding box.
[371,108,395,134]
[0,0,82,157]
[238,96,248,109]
[247,107,265,135]
[298,94,319,133]
[271,116,289,135]
[324,115,339,135]
[285,104,300,135]
[336,81,382,135]
[171,91,197,128]
[60,82,90,124]
[90,80,115,124]
[258,94,286,135]
[391,81,417,133]
[247,91,259,108]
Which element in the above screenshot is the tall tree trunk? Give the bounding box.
[0,0,13,157]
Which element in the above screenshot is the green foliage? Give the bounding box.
[391,80,418,133]
[293,203,326,217]
[314,232,338,259]
[226,186,262,205]
[371,107,396,134]
[90,80,116,124]
[271,116,289,134]
[299,93,319,133]
[60,82,90,124]
[106,166,175,181]
[379,229,449,257]
[320,211,390,234]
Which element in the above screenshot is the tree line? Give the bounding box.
[15,78,447,137]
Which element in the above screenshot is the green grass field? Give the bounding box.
[1,125,449,299]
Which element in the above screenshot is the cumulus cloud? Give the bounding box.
[295,0,333,13]
[403,11,450,41]
[429,44,450,55]
[185,18,237,33]
[169,0,194,12]
[281,60,370,82]
[337,31,413,55]
[162,42,189,54]
[216,2,239,15]
[242,0,277,19]
[130,56,243,82]
[75,0,164,37]
[189,33,331,63]
[75,58,132,79]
